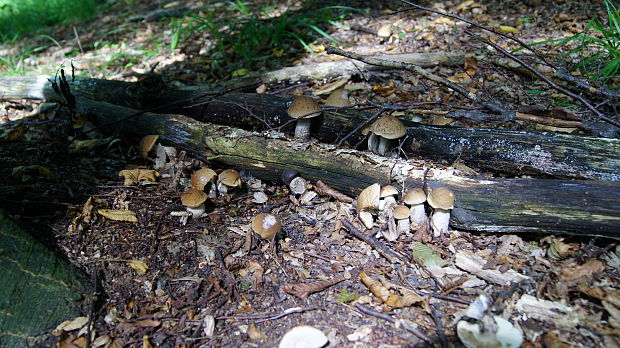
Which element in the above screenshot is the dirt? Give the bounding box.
[1,0,619,347]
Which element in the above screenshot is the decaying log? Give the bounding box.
[71,97,620,239]
[1,76,619,181]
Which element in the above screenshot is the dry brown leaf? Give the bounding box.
[137,319,160,327]
[248,324,268,342]
[98,209,138,223]
[499,25,520,34]
[559,259,604,284]
[128,260,149,275]
[282,275,346,300]
[143,335,153,348]
[118,168,159,186]
[359,272,390,302]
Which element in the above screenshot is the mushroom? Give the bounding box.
[367,116,406,156]
[357,183,380,229]
[325,88,351,107]
[393,205,411,235]
[251,213,282,241]
[427,186,456,237]
[287,96,322,140]
[181,188,208,219]
[281,168,300,185]
[191,168,217,191]
[217,169,242,194]
[138,134,159,159]
[288,176,308,195]
[279,325,328,348]
[403,188,427,226]
[379,185,399,210]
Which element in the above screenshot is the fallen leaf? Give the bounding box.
[499,25,520,34]
[98,209,138,223]
[119,169,159,186]
[128,260,149,275]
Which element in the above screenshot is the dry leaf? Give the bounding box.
[359,272,390,302]
[128,260,149,275]
[53,316,89,335]
[143,335,153,348]
[98,209,138,223]
[499,25,520,34]
[248,324,268,342]
[282,275,346,300]
[119,169,159,186]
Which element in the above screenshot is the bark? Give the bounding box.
[1,75,619,181]
[0,209,89,347]
[72,97,620,239]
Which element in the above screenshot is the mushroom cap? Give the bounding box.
[138,134,159,158]
[287,96,321,119]
[369,116,406,139]
[325,88,350,107]
[218,169,242,187]
[393,205,410,219]
[181,188,208,208]
[403,188,426,205]
[251,213,282,240]
[427,187,456,210]
[357,183,381,211]
[380,185,399,198]
[279,325,328,348]
[281,168,300,185]
[191,168,217,190]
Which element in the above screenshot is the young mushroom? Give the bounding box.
[191,167,217,191]
[279,325,328,348]
[393,205,411,235]
[403,188,427,227]
[379,185,399,210]
[251,213,282,242]
[287,96,322,140]
[217,169,242,194]
[357,183,381,229]
[427,186,456,237]
[325,88,351,107]
[367,116,406,156]
[181,188,208,219]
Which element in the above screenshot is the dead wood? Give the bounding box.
[70,96,620,239]
[1,75,619,181]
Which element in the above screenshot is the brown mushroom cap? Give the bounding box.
[357,183,381,211]
[181,188,208,208]
[138,134,159,158]
[427,187,456,210]
[251,213,282,240]
[369,116,406,139]
[403,188,426,205]
[325,88,350,107]
[218,169,242,187]
[191,168,217,190]
[287,96,321,119]
[393,205,410,220]
[380,185,399,198]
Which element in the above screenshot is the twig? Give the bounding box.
[336,108,385,147]
[341,218,403,263]
[468,30,620,128]
[315,180,354,203]
[354,303,433,345]
[216,306,319,324]
[430,304,449,348]
[554,68,620,99]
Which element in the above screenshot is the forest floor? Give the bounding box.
[1,0,619,347]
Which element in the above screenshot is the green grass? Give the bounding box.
[0,0,97,42]
[170,1,366,79]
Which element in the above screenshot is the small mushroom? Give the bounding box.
[281,168,300,185]
[393,205,411,235]
[403,188,427,226]
[379,185,399,210]
[138,134,159,159]
[357,183,380,229]
[251,213,282,241]
[367,116,406,155]
[288,176,308,195]
[427,186,456,238]
[325,88,351,107]
[279,325,328,348]
[181,188,208,219]
[191,168,217,191]
[217,169,242,194]
[287,96,322,140]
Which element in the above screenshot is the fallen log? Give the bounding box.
[1,76,619,181]
[71,96,620,239]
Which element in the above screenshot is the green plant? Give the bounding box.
[173,3,365,78]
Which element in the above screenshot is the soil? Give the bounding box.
[1,0,619,347]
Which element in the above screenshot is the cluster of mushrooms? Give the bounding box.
[287,92,407,156]
[356,183,456,239]
[180,168,242,219]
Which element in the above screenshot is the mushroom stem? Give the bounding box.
[294,118,312,140]
[186,204,206,219]
[376,136,392,155]
[430,208,451,237]
[410,204,427,226]
[368,132,379,153]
